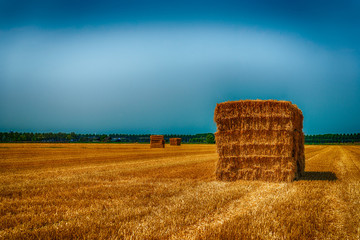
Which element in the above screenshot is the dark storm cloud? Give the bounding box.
[0,1,359,134]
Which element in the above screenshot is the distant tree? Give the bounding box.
[100,134,106,142]
[66,134,72,142]
[206,134,215,144]
[19,133,26,142]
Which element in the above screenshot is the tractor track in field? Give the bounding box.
[342,147,360,174]
[170,182,288,240]
[171,145,347,239]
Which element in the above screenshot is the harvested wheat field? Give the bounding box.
[0,143,359,239]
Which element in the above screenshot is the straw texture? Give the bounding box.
[170,138,181,146]
[150,135,165,148]
[214,100,304,182]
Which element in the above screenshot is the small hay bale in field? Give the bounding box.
[170,138,181,146]
[214,100,304,182]
[150,135,165,148]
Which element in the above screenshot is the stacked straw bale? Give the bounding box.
[170,138,181,146]
[214,100,304,182]
[150,135,165,148]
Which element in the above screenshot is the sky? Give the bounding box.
[0,0,359,134]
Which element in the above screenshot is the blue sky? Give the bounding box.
[0,0,359,134]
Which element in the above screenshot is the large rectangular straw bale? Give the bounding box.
[170,138,181,146]
[215,130,293,145]
[150,135,165,148]
[217,143,294,157]
[214,100,304,182]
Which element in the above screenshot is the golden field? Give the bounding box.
[0,143,359,239]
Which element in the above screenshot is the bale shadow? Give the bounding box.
[297,171,337,181]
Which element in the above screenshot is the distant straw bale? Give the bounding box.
[150,135,165,148]
[170,138,181,146]
[214,100,304,182]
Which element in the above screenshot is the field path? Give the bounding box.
[172,145,360,239]
[171,146,332,240]
[170,182,288,240]
[334,146,360,237]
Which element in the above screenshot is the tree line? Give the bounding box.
[0,132,359,144]
[0,132,216,144]
[305,133,360,144]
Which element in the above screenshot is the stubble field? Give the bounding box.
[0,143,359,239]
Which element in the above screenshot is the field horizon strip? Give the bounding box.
[0,143,359,239]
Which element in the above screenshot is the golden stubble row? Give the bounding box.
[0,144,359,239]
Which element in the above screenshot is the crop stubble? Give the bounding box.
[0,143,359,239]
